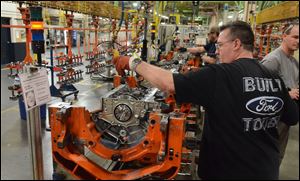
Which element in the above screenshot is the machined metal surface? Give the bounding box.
[27,107,44,180]
[93,85,161,149]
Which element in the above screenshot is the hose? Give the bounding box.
[118,1,124,28]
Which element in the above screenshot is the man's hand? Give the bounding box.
[201,55,216,64]
[289,88,299,100]
[112,56,130,76]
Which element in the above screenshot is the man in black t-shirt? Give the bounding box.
[113,21,299,179]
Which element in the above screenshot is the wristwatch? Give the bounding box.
[130,58,142,72]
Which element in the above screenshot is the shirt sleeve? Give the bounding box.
[280,79,299,126]
[203,43,209,52]
[261,55,280,74]
[173,66,216,107]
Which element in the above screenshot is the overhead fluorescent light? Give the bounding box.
[228,15,233,19]
[133,2,138,7]
[218,21,223,26]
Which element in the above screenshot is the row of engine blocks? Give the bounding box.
[55,54,83,67]
[6,61,48,78]
[6,50,109,101]
[85,61,107,74]
[6,62,26,100]
[85,50,106,61]
[56,67,84,84]
[6,61,23,78]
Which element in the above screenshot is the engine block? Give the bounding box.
[94,85,160,149]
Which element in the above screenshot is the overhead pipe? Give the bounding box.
[118,1,124,28]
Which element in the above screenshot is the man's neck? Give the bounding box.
[235,51,254,60]
[280,45,294,56]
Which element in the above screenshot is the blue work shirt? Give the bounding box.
[204,41,217,58]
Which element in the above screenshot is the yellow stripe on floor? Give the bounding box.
[1,67,9,70]
[1,105,19,114]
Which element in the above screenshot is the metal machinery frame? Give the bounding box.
[49,46,202,179]
[65,11,74,58]
[1,2,132,101]
[2,2,202,179]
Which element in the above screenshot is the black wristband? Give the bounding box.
[180,47,187,52]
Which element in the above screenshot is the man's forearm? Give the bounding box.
[202,55,217,64]
[135,62,175,93]
[187,47,205,54]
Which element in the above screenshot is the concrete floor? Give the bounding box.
[1,47,299,180]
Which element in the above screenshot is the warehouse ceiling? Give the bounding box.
[10,1,122,19]
[8,1,285,22]
[121,1,284,18]
[165,1,239,16]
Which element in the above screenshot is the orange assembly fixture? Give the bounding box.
[49,105,186,179]
[126,76,137,88]
[113,75,122,88]
[49,81,196,179]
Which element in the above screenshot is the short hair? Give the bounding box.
[220,21,254,52]
[283,23,299,35]
[209,26,220,36]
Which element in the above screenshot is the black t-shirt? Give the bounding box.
[173,58,299,179]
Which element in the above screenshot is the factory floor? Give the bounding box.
[1,47,299,180]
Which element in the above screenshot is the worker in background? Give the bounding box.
[113,20,299,179]
[177,26,220,65]
[261,23,299,165]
